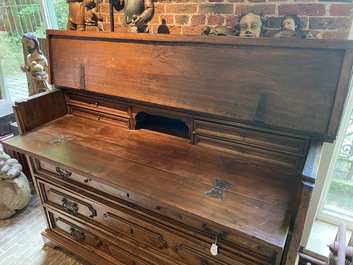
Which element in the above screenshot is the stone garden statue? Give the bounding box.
[21,32,51,97]
[0,144,31,219]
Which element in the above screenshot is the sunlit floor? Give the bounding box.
[304,219,353,262]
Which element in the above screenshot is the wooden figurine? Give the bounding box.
[84,0,104,31]
[67,0,103,31]
[66,0,85,31]
[202,26,236,36]
[20,33,50,96]
[273,14,314,39]
[237,11,268,38]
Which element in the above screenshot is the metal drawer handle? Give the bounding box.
[62,198,78,215]
[201,258,209,265]
[88,204,97,218]
[55,167,72,180]
[202,223,228,239]
[70,227,85,242]
[70,227,102,247]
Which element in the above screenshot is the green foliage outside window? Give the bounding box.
[55,0,69,30]
[0,0,68,75]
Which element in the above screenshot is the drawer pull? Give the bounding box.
[176,244,209,265]
[55,167,72,180]
[157,235,168,249]
[69,227,102,247]
[88,204,97,218]
[70,227,85,242]
[62,198,78,215]
[202,223,228,240]
[201,258,209,265]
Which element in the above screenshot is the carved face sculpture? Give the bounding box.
[282,18,296,31]
[22,37,36,54]
[239,13,262,38]
[22,33,40,54]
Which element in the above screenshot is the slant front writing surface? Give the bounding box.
[47,31,353,140]
[3,31,352,265]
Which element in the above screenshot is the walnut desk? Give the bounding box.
[4,30,353,265]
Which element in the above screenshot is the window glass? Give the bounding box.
[321,109,353,224]
[0,0,67,101]
[54,0,68,30]
[0,0,43,101]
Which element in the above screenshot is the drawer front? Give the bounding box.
[194,119,309,155]
[195,134,304,169]
[33,159,279,265]
[36,160,129,200]
[47,210,171,265]
[39,179,267,265]
[39,180,171,254]
[194,119,309,170]
[67,93,131,128]
[69,105,131,128]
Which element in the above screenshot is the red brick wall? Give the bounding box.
[99,0,353,39]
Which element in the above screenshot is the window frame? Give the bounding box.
[301,22,353,246]
[38,0,58,30]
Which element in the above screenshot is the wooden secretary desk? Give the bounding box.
[3,30,353,265]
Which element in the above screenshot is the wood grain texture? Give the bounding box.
[3,31,353,265]
[47,30,353,140]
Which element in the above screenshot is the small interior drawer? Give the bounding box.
[193,119,310,155]
[66,91,131,128]
[68,105,130,128]
[195,134,305,170]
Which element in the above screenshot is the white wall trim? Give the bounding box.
[38,0,58,30]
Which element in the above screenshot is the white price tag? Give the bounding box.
[210,243,218,256]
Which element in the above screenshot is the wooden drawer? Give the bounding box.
[35,160,129,200]
[194,119,309,170]
[32,158,280,265]
[195,134,304,169]
[66,91,131,128]
[46,209,175,265]
[37,178,270,265]
[194,119,309,155]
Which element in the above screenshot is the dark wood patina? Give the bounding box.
[3,30,353,265]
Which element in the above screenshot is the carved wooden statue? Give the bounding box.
[273,13,314,39]
[202,26,235,36]
[20,33,50,96]
[66,0,85,31]
[67,0,103,31]
[237,11,268,38]
[111,0,154,32]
